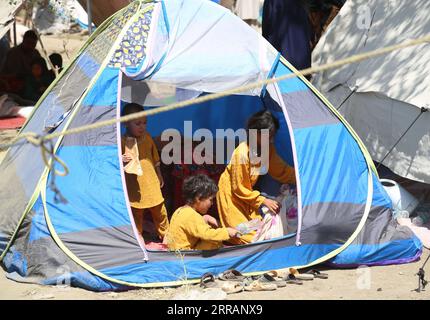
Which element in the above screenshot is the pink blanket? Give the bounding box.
[0,116,25,129]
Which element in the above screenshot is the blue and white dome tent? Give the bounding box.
[0,0,421,291]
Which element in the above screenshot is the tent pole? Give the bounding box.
[376,106,429,170]
[13,20,17,47]
[336,86,357,111]
[87,0,93,34]
[415,252,430,292]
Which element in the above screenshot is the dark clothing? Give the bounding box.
[47,67,63,83]
[21,73,52,103]
[262,0,312,71]
[1,44,41,79]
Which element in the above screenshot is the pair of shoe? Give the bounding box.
[220,269,281,291]
[250,268,329,287]
[200,268,329,293]
[200,269,277,293]
[280,268,329,284]
[200,272,244,294]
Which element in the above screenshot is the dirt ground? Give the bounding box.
[0,249,429,300]
[1,34,430,301]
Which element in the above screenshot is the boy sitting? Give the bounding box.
[166,174,239,251]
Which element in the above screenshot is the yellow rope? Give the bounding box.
[2,33,430,150]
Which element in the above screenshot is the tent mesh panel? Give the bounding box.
[109,5,154,69]
[86,1,140,64]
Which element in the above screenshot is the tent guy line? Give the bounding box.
[1,33,430,152]
[376,106,429,170]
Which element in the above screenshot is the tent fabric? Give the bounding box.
[312,0,430,108]
[312,0,430,184]
[321,86,430,184]
[0,0,422,291]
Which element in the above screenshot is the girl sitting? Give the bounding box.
[166,174,239,251]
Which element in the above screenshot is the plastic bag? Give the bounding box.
[124,137,143,176]
[252,213,284,242]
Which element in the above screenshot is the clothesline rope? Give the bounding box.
[1,33,430,151]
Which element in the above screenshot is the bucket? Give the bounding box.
[380,179,419,214]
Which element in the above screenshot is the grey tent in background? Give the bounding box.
[312,0,430,185]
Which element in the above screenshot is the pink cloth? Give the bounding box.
[397,217,430,249]
[145,241,168,251]
[0,116,25,129]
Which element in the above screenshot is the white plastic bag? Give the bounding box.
[252,213,284,242]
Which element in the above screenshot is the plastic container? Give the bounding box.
[236,218,262,235]
[380,179,419,217]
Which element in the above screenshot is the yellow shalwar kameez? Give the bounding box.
[122,133,169,238]
[166,206,230,251]
[217,142,296,244]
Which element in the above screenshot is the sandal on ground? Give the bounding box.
[305,269,329,279]
[220,282,244,294]
[257,273,287,288]
[219,269,246,281]
[200,272,218,288]
[244,280,277,291]
[282,273,303,285]
[288,268,314,280]
[264,270,280,278]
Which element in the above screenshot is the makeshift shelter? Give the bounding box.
[33,0,91,34]
[312,0,430,185]
[0,0,421,291]
[0,1,24,40]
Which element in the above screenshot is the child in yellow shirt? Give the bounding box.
[217,110,296,244]
[166,174,239,251]
[121,103,169,242]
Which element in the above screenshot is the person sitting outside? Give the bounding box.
[166,174,239,251]
[1,30,41,81]
[21,57,52,104]
[47,53,63,81]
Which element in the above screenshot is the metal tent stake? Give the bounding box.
[415,253,430,293]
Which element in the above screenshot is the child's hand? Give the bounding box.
[203,215,219,228]
[157,172,164,188]
[227,227,240,238]
[122,154,132,163]
[263,198,280,214]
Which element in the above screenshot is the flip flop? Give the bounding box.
[282,273,303,285]
[244,280,277,291]
[305,269,329,279]
[200,272,218,288]
[288,268,314,280]
[219,269,246,282]
[257,273,287,288]
[220,282,244,294]
[265,270,280,278]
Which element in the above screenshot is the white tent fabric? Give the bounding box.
[150,0,276,95]
[312,0,430,184]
